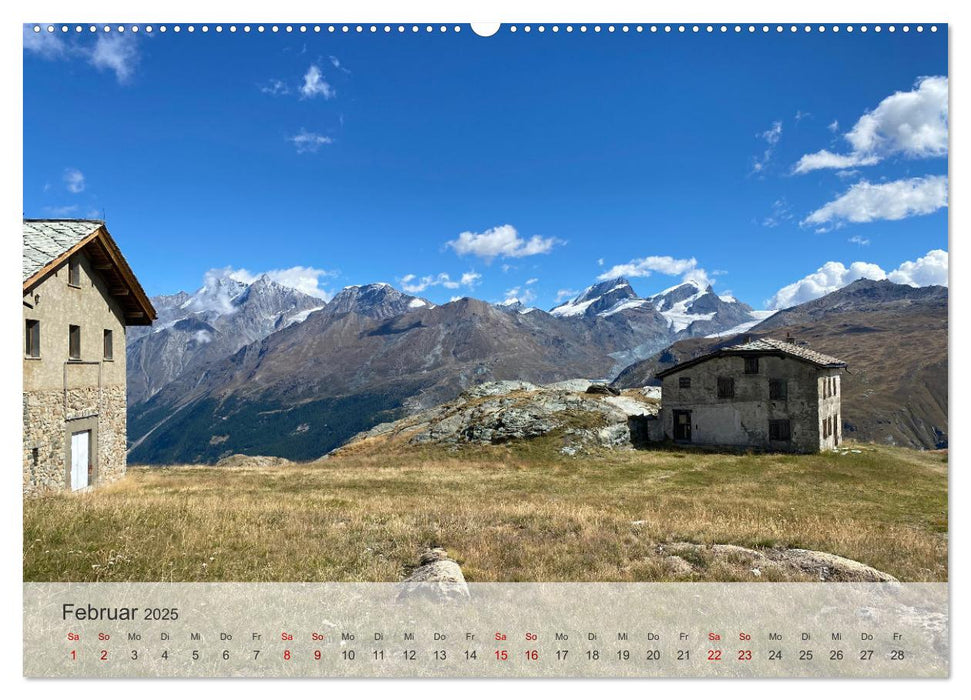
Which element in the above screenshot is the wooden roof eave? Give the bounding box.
[22,225,158,326]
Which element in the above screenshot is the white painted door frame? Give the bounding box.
[71,430,90,491]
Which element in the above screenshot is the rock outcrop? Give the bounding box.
[657,542,898,582]
[338,380,660,454]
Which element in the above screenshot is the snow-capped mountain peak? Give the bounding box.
[549,277,638,317]
[327,282,431,319]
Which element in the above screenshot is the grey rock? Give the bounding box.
[398,549,470,603]
[463,381,539,398]
[586,384,621,396]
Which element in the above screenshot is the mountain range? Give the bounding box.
[125,271,946,462]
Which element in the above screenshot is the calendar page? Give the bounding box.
[21,18,949,680]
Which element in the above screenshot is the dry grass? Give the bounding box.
[23,440,947,583]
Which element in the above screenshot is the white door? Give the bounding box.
[71,431,90,491]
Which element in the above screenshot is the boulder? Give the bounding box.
[585,384,621,396]
[397,548,470,602]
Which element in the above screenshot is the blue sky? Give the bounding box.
[23,24,948,310]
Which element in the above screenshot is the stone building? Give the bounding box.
[654,337,847,453]
[23,220,156,495]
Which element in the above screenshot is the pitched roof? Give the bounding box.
[23,219,103,283]
[23,219,157,326]
[656,336,847,378]
[722,337,846,367]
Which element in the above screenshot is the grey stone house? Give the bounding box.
[655,337,847,452]
[23,220,156,495]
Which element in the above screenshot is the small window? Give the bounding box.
[69,324,81,360]
[31,447,39,467]
[822,377,829,399]
[25,319,40,358]
[744,356,759,374]
[717,376,735,399]
[769,378,787,400]
[679,376,691,389]
[769,419,791,442]
[834,413,840,445]
[68,256,81,286]
[103,329,113,360]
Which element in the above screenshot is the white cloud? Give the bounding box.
[752,121,783,174]
[761,198,793,228]
[597,258,604,266]
[762,121,783,145]
[766,261,888,309]
[288,129,334,154]
[399,271,481,294]
[766,249,948,309]
[329,55,350,73]
[260,79,289,96]
[447,224,562,261]
[597,255,710,286]
[503,286,537,305]
[887,249,948,287]
[192,330,213,344]
[525,278,538,285]
[460,272,482,287]
[24,26,141,84]
[828,119,839,133]
[801,175,947,230]
[555,289,579,303]
[90,32,139,84]
[64,168,85,194]
[300,64,335,99]
[227,266,337,300]
[848,235,870,247]
[794,150,879,173]
[23,27,68,58]
[795,76,948,173]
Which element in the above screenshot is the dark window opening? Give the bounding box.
[31,447,39,468]
[69,324,81,360]
[679,376,691,389]
[744,356,759,374]
[835,413,840,445]
[25,319,40,358]
[68,256,81,286]
[717,376,735,399]
[103,329,113,360]
[769,419,791,442]
[673,410,692,442]
[769,378,787,400]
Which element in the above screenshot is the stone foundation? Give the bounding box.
[22,385,127,496]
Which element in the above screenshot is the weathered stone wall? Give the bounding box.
[660,354,837,453]
[23,385,127,496]
[23,248,130,495]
